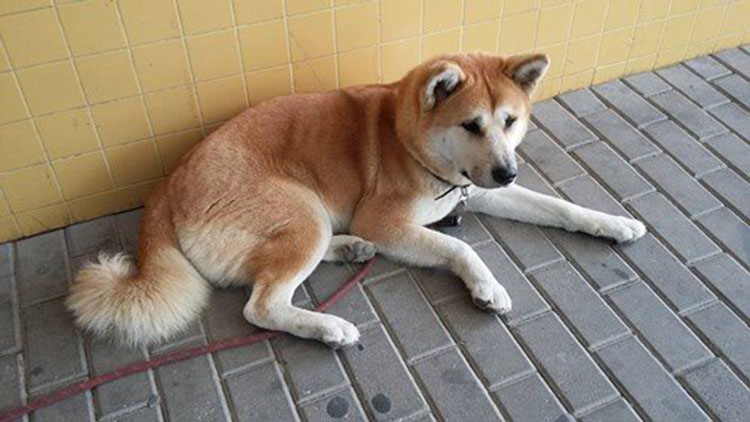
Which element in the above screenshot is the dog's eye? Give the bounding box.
[461,119,481,135]
[505,115,517,130]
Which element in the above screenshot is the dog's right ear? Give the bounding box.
[503,53,549,95]
[421,61,464,111]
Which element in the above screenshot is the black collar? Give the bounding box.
[424,168,471,201]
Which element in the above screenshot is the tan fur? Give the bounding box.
[68,52,645,347]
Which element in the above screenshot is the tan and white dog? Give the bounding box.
[67,53,646,349]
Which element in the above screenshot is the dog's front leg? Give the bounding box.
[357,223,511,313]
[466,185,646,243]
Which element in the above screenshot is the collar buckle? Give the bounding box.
[459,185,470,205]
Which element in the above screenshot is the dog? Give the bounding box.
[67,52,646,349]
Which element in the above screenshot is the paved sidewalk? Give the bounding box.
[1,47,749,422]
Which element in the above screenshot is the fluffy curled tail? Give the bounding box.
[66,249,210,348]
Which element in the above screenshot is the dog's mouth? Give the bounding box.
[460,170,470,181]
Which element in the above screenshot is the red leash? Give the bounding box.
[0,259,376,422]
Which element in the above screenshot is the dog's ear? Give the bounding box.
[503,53,549,95]
[422,61,465,111]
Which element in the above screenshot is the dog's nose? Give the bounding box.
[491,166,517,185]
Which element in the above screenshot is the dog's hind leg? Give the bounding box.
[322,235,376,263]
[240,195,360,348]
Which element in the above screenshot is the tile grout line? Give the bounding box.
[169,0,208,140]
[110,0,165,182]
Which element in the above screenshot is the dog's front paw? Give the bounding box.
[471,282,512,315]
[335,240,376,263]
[594,216,647,243]
[317,315,360,349]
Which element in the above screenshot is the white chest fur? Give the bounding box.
[410,186,470,226]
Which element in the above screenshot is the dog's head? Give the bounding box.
[396,53,549,189]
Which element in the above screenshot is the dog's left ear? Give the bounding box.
[422,61,465,111]
[503,54,550,95]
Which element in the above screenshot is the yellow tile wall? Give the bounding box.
[0,0,748,242]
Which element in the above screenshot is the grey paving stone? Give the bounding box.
[106,405,162,422]
[582,109,659,162]
[623,71,672,97]
[714,48,750,77]
[475,242,550,322]
[491,373,569,422]
[0,353,22,410]
[65,216,119,258]
[516,161,557,196]
[595,337,709,422]
[643,120,724,176]
[0,274,18,353]
[224,361,298,422]
[69,250,99,275]
[273,335,346,403]
[306,262,378,327]
[692,254,750,319]
[545,229,636,291]
[148,316,206,355]
[366,272,452,361]
[703,132,750,176]
[480,217,563,272]
[23,297,86,390]
[407,413,437,422]
[436,295,533,387]
[696,207,749,267]
[156,354,228,421]
[634,154,722,217]
[656,65,728,108]
[530,262,629,348]
[114,208,143,254]
[359,257,404,283]
[572,142,653,200]
[742,44,750,55]
[431,209,492,246]
[292,281,312,306]
[513,312,618,413]
[30,390,94,422]
[626,193,720,264]
[700,168,750,220]
[299,387,367,422]
[409,266,465,304]
[557,175,630,217]
[87,340,155,417]
[339,324,427,421]
[557,88,608,117]
[579,399,641,422]
[684,55,731,80]
[16,230,69,306]
[607,281,712,373]
[411,348,502,421]
[616,234,715,312]
[649,91,727,140]
[686,303,750,379]
[592,80,666,127]
[0,243,11,279]
[708,102,750,141]
[202,288,271,376]
[531,100,598,149]
[517,130,585,184]
[682,359,750,422]
[713,74,750,109]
